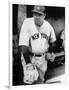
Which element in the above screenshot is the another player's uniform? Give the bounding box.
[19,17,56,84]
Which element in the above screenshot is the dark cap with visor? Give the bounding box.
[32,5,45,15]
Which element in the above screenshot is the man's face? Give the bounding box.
[33,12,45,26]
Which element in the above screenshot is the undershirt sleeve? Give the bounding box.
[50,26,56,43]
[19,19,30,46]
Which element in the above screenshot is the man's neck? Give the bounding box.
[35,21,44,27]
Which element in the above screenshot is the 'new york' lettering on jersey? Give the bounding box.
[31,33,48,40]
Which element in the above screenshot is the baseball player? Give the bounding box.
[19,5,56,84]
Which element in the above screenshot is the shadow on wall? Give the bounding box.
[47,17,65,37]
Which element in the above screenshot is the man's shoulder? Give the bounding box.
[44,20,52,26]
[44,20,54,30]
[24,17,34,23]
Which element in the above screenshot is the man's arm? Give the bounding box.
[20,45,31,64]
[49,41,56,53]
[46,42,56,62]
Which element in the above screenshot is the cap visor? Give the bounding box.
[32,10,44,15]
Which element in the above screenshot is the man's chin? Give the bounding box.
[35,22,43,27]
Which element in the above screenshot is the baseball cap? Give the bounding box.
[32,5,45,15]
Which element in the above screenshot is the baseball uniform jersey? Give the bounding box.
[19,17,56,52]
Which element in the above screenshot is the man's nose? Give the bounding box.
[36,16,40,19]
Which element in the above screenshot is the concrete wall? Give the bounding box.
[17,5,27,32]
[47,17,65,37]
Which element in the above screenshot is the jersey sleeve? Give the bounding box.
[60,31,65,40]
[19,19,30,46]
[50,26,56,43]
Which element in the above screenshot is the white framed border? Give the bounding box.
[9,0,69,89]
[9,1,13,88]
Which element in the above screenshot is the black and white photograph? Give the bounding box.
[12,4,65,86]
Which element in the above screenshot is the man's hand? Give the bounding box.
[46,52,55,62]
[50,53,55,62]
